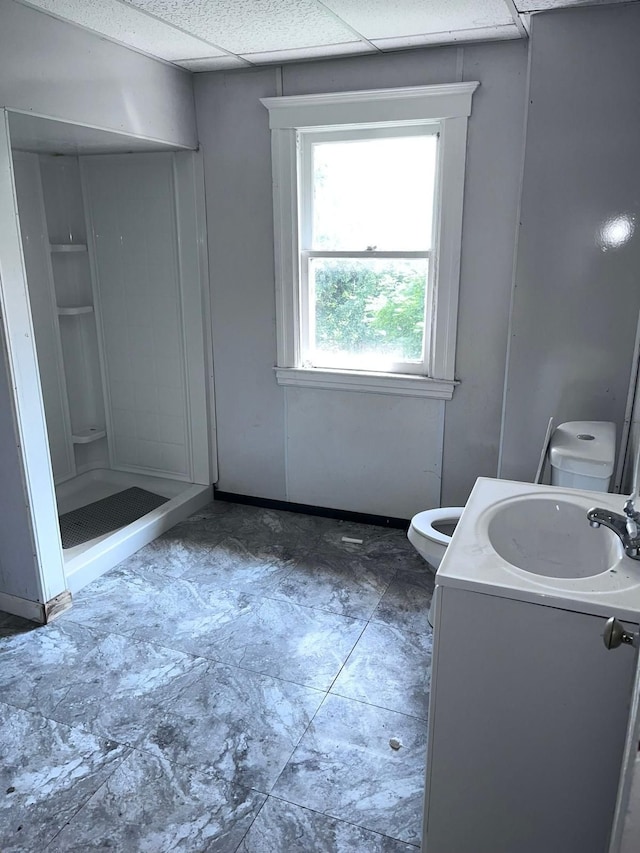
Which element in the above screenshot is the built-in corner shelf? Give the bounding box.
[71,427,107,445]
[57,305,94,316]
[50,243,88,253]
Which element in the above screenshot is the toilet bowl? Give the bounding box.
[408,507,465,572]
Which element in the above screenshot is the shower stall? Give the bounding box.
[0,110,214,620]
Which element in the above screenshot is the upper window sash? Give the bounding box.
[298,124,440,255]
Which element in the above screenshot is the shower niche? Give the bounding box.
[15,153,108,484]
[4,113,214,605]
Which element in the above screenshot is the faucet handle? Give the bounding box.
[623,499,640,520]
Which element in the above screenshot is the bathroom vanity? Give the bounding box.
[424,478,640,853]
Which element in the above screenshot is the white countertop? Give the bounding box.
[436,477,640,623]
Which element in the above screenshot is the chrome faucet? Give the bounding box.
[587,498,640,559]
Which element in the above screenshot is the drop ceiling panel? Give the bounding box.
[19,0,225,60]
[321,0,514,40]
[372,23,521,50]
[516,0,627,10]
[126,0,361,54]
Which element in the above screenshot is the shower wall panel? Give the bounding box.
[39,154,108,474]
[12,152,74,482]
[82,154,191,480]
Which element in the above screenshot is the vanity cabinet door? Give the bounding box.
[423,586,638,853]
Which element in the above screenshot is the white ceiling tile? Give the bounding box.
[320,0,514,40]
[239,41,375,65]
[17,0,225,60]
[515,0,627,10]
[176,56,251,71]
[372,23,521,50]
[125,0,359,54]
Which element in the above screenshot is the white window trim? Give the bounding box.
[274,367,457,399]
[261,82,478,400]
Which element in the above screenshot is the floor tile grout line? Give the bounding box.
[327,688,429,724]
[267,686,334,795]
[262,599,414,797]
[1,689,297,802]
[229,791,270,853]
[255,586,388,622]
[0,696,153,768]
[127,703,326,797]
[327,606,431,722]
[265,792,422,849]
[323,618,370,695]
[67,568,377,625]
[43,737,272,851]
[56,614,346,694]
[42,745,135,851]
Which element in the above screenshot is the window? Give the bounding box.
[261,82,478,399]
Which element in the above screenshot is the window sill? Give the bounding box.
[274,367,456,399]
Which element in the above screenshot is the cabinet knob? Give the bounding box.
[603,617,638,650]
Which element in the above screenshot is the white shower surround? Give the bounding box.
[0,111,214,617]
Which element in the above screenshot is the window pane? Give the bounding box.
[308,257,428,370]
[312,135,437,251]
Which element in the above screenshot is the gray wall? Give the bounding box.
[500,4,640,483]
[0,0,196,148]
[195,41,527,514]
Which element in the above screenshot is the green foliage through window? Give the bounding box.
[312,259,427,362]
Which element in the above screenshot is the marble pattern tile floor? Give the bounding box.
[0,501,433,852]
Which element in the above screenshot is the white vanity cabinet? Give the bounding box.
[424,584,639,853]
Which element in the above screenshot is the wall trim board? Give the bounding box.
[0,110,67,603]
[0,591,44,623]
[45,589,72,622]
[213,489,410,529]
[0,588,71,624]
[497,22,535,479]
[8,108,193,153]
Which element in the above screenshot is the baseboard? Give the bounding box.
[0,591,46,623]
[213,489,409,530]
[0,589,73,624]
[45,590,73,622]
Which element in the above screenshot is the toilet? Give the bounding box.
[548,420,616,491]
[408,420,616,574]
[407,506,465,571]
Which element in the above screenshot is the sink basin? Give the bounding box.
[486,497,621,578]
[435,478,640,622]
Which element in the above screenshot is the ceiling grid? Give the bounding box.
[13,0,632,70]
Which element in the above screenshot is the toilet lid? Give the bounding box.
[410,507,465,546]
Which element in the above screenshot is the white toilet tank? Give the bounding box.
[549,420,616,492]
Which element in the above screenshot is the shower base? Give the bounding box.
[56,469,211,595]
